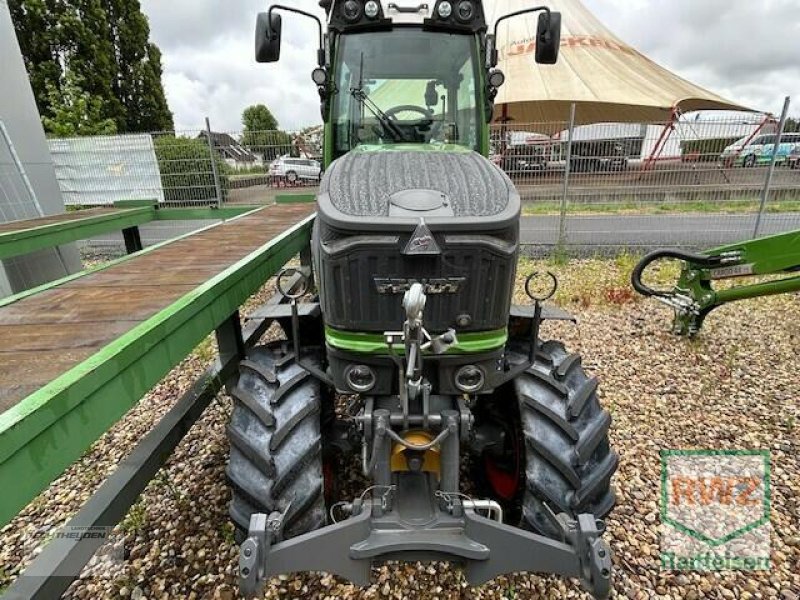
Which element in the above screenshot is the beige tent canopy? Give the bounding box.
[486,0,752,127]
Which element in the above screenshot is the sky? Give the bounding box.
[138,0,800,132]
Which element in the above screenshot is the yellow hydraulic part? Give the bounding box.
[390,431,441,475]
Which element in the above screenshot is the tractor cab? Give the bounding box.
[330,28,483,156]
[255,0,562,165]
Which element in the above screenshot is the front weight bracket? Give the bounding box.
[239,511,284,598]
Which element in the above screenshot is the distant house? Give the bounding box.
[197,131,261,170]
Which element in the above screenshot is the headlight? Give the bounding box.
[364,0,380,18]
[345,364,376,393]
[343,0,362,22]
[456,1,474,21]
[437,1,453,19]
[455,365,485,393]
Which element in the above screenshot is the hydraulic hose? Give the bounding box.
[631,249,720,298]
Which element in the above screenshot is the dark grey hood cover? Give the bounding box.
[320,150,514,218]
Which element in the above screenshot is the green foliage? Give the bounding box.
[680,137,740,162]
[154,136,230,203]
[9,0,173,134]
[120,500,147,533]
[242,104,279,132]
[105,0,174,131]
[41,71,118,136]
[241,104,294,160]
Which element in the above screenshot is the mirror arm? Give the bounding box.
[487,6,551,68]
[268,4,326,66]
[492,5,551,39]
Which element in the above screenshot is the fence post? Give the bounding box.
[205,117,223,209]
[754,96,791,238]
[558,103,577,252]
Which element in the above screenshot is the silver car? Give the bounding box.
[269,156,322,183]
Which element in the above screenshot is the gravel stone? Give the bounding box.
[1,261,798,599]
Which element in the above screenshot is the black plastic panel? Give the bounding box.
[313,219,519,333]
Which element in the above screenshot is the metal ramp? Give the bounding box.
[0,203,315,526]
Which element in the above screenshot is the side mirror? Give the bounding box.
[535,11,561,65]
[255,12,282,63]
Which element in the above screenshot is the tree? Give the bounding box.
[241,104,291,160]
[105,0,174,131]
[242,104,279,132]
[9,0,173,134]
[41,71,118,137]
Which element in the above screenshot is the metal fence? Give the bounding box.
[44,109,800,253]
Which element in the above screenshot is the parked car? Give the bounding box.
[719,135,750,167]
[501,143,549,176]
[730,133,800,167]
[269,156,322,183]
[789,145,800,170]
[570,140,629,173]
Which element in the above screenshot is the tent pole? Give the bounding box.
[642,107,678,172]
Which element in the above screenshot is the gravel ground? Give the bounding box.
[1,258,798,599]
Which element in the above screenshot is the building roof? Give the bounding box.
[197,131,258,163]
[486,0,752,129]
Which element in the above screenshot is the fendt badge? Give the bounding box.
[374,277,466,295]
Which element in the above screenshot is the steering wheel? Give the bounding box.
[384,104,434,128]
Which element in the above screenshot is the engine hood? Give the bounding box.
[317,145,520,232]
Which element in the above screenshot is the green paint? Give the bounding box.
[0,214,314,525]
[325,326,507,355]
[113,199,158,208]
[476,35,490,157]
[670,228,800,334]
[276,194,317,205]
[0,207,154,260]
[705,228,800,275]
[350,143,474,155]
[155,206,258,221]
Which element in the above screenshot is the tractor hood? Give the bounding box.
[317,146,520,233]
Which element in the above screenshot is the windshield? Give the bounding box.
[331,30,482,158]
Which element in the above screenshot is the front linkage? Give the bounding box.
[632,229,800,336]
[239,272,612,599]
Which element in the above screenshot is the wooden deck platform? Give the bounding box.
[0,204,314,413]
[0,207,123,235]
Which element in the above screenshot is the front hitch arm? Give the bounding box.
[632,233,800,336]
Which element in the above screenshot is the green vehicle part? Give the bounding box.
[0,213,314,526]
[632,229,800,336]
[0,202,260,261]
[325,326,508,355]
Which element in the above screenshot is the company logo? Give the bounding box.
[403,219,441,255]
[660,450,771,571]
[502,35,637,59]
[374,277,466,295]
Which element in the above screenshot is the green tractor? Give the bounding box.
[230,2,617,597]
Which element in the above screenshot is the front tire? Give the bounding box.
[517,341,618,538]
[227,343,326,541]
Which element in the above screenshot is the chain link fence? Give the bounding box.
[496,106,800,251]
[38,110,800,253]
